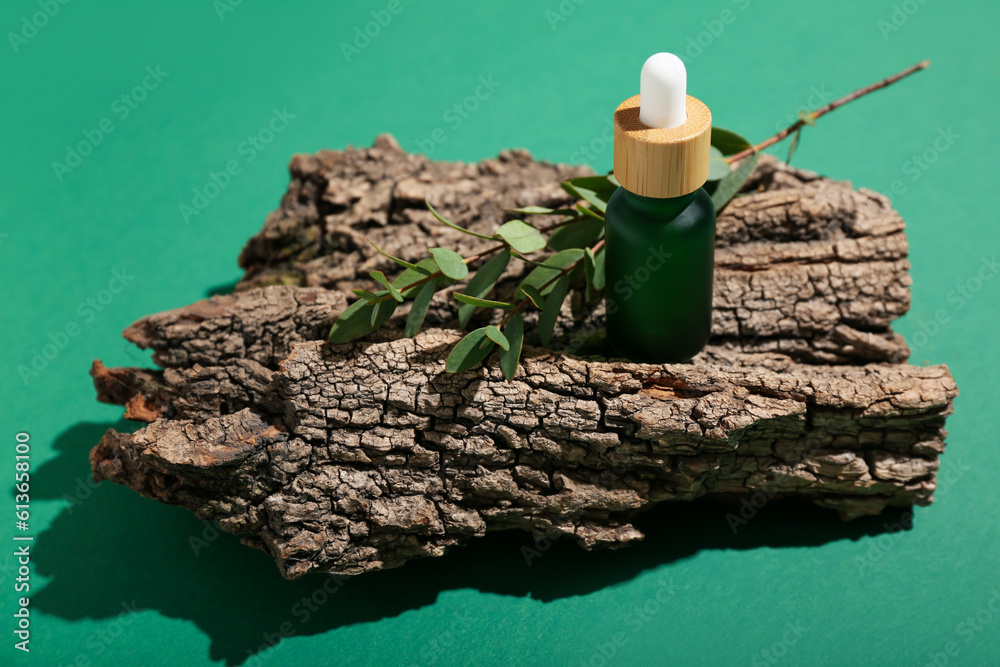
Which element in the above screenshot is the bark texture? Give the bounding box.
[89,135,957,578]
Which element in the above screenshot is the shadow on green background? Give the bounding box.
[31,422,911,666]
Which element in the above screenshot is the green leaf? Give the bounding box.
[485,325,510,351]
[710,127,753,156]
[429,247,469,280]
[370,241,429,273]
[576,203,604,220]
[711,152,760,211]
[328,297,398,344]
[370,299,381,326]
[708,146,731,181]
[499,313,524,382]
[495,220,546,254]
[504,206,575,216]
[426,201,494,240]
[393,258,440,295]
[562,183,604,214]
[584,248,597,288]
[787,126,802,164]
[453,293,514,309]
[521,284,546,309]
[538,275,569,347]
[548,217,604,251]
[512,252,570,268]
[353,289,380,302]
[586,247,606,290]
[405,281,436,337]
[562,175,618,213]
[370,271,404,302]
[445,328,495,373]
[516,248,584,299]
[458,250,510,327]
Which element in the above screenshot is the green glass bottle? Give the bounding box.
[605,52,715,363]
[605,187,715,363]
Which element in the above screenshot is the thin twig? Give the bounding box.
[726,60,930,164]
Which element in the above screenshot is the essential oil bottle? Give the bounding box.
[605,52,715,364]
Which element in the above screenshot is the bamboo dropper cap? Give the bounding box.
[613,55,712,199]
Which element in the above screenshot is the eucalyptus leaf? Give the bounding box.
[453,293,514,309]
[584,248,597,288]
[328,299,372,344]
[710,127,753,156]
[516,248,584,299]
[445,328,495,373]
[504,206,575,216]
[328,297,398,344]
[495,220,546,254]
[562,175,618,212]
[548,216,604,252]
[426,201,494,240]
[711,152,759,211]
[708,146,731,181]
[370,242,428,273]
[538,275,569,347]
[393,258,441,295]
[498,313,524,382]
[458,250,510,327]
[485,325,510,351]
[575,204,604,220]
[429,247,469,280]
[370,271,403,302]
[512,252,576,268]
[520,284,546,309]
[562,182,607,214]
[353,289,379,302]
[405,281,436,337]
[787,126,802,164]
[590,247,606,290]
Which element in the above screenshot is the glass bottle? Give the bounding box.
[605,186,715,363]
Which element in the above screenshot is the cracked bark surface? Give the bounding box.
[89,135,957,578]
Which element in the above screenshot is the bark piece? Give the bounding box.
[92,334,956,578]
[89,136,957,578]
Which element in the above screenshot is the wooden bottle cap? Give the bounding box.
[613,94,712,199]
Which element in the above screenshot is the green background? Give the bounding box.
[2,0,998,665]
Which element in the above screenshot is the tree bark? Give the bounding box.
[89,134,957,578]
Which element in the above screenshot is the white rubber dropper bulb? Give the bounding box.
[638,53,687,130]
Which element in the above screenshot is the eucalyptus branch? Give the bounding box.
[330,62,928,379]
[726,60,930,164]
[370,270,441,302]
[499,238,605,329]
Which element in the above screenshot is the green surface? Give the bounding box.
[2,1,998,665]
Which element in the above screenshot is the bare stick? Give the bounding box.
[726,60,930,164]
